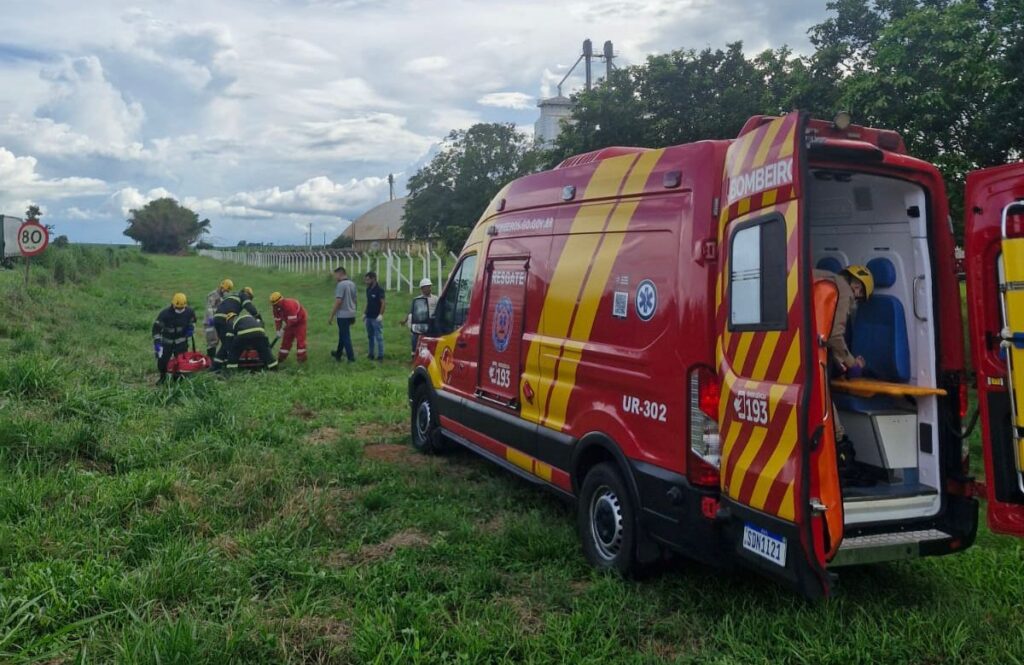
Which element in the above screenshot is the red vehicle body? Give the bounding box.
[408,111,1024,598]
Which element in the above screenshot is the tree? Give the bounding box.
[329,234,353,249]
[547,43,838,166]
[828,0,1023,235]
[402,123,543,251]
[123,198,210,254]
[25,205,41,221]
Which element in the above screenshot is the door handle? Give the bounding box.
[913,275,928,321]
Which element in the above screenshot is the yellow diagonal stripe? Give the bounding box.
[520,154,640,424]
[748,400,797,511]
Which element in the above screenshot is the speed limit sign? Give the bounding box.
[17,221,48,257]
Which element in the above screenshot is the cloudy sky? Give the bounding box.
[0,0,830,246]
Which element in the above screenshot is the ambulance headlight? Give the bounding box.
[833,111,852,131]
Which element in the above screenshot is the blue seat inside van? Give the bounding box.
[851,257,910,383]
[834,257,910,413]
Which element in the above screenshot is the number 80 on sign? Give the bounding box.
[17,221,49,257]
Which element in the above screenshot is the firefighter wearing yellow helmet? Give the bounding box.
[204,278,234,358]
[813,263,875,375]
[212,286,262,370]
[152,292,197,384]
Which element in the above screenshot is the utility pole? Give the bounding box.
[583,39,593,90]
[308,223,312,250]
[388,173,395,202]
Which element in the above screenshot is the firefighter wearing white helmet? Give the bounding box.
[204,278,234,358]
[152,292,197,384]
[400,277,438,356]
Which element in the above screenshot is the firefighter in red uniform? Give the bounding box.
[270,291,308,364]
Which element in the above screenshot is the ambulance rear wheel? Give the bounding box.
[411,384,444,454]
[578,463,639,575]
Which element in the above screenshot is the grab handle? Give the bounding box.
[913,275,928,321]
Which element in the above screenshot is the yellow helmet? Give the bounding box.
[171,293,188,308]
[220,279,234,292]
[241,286,254,299]
[269,291,283,304]
[842,264,874,299]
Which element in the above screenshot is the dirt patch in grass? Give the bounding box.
[362,442,424,465]
[265,615,351,660]
[353,421,406,444]
[499,595,545,635]
[290,402,316,420]
[211,534,243,559]
[325,528,432,567]
[281,485,359,534]
[305,426,340,446]
[477,513,508,535]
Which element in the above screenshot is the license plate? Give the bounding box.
[742,523,787,567]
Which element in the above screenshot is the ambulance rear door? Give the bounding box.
[964,163,1024,536]
[715,111,842,598]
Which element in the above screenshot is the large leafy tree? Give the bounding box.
[402,123,543,251]
[548,42,840,166]
[820,0,1024,233]
[124,198,210,254]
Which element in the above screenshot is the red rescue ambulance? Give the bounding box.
[407,111,1024,598]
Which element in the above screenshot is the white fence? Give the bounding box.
[197,248,458,293]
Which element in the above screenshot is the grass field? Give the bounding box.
[1,253,1022,664]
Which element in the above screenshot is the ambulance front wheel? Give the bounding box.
[578,462,640,575]
[411,384,446,454]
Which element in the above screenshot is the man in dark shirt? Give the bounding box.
[363,271,386,361]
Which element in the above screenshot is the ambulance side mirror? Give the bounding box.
[410,296,431,333]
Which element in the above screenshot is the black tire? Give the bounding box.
[577,462,640,575]
[411,383,443,454]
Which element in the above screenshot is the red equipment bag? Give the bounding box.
[168,337,212,376]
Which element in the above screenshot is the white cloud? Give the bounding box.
[109,186,176,217]
[0,147,106,213]
[220,175,387,217]
[404,56,450,74]
[297,113,434,162]
[478,92,535,110]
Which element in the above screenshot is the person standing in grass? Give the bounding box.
[153,292,197,384]
[270,291,308,364]
[204,278,233,358]
[363,270,386,361]
[328,266,357,362]
[399,277,437,356]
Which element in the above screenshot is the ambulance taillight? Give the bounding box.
[688,367,721,487]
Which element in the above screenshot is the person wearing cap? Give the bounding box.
[270,291,308,364]
[152,292,197,384]
[204,278,233,358]
[400,277,438,356]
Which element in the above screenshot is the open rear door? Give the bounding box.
[965,163,1024,536]
[715,111,841,598]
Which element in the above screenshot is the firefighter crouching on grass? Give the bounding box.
[204,278,233,358]
[212,286,260,370]
[153,292,197,384]
[224,310,278,371]
[270,291,308,364]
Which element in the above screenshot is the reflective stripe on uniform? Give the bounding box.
[237,328,264,336]
[279,349,290,355]
[267,360,278,368]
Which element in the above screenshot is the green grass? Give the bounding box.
[0,255,1022,663]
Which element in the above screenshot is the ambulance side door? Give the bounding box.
[964,163,1024,536]
[715,111,840,599]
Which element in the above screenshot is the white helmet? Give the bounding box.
[419,277,432,288]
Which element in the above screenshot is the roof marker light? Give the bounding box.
[833,111,852,131]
